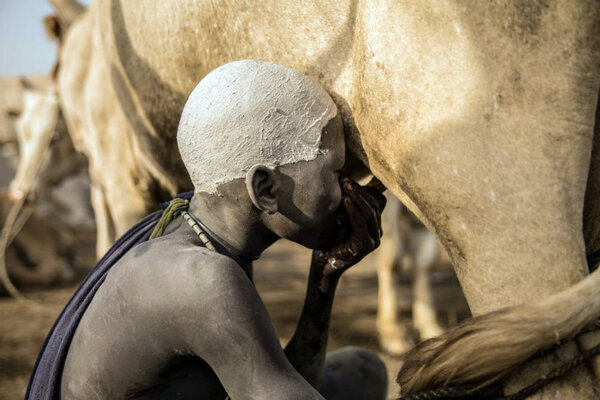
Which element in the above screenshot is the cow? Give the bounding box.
[44,4,180,257]
[4,78,92,232]
[0,77,93,291]
[0,76,52,168]
[47,0,600,397]
[8,78,84,203]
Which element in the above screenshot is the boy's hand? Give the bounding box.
[312,176,386,287]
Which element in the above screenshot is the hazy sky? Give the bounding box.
[0,0,88,77]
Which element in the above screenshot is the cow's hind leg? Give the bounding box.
[102,173,150,237]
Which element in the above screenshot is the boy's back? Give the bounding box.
[62,214,316,399]
[62,216,232,398]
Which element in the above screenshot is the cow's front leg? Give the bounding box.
[90,182,114,257]
[410,228,443,340]
[376,194,412,355]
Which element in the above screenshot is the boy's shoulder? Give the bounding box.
[105,234,247,305]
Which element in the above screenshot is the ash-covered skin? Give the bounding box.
[61,63,387,400]
[177,60,337,195]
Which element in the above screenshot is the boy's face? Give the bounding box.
[266,113,346,248]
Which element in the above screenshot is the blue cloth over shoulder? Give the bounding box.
[26,191,194,400]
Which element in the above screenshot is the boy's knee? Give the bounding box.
[320,346,387,400]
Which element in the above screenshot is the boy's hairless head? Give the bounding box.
[177,60,338,194]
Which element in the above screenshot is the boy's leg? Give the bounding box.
[319,347,387,400]
[141,356,227,400]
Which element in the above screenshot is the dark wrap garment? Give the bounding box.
[26,191,194,400]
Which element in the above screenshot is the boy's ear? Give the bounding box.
[246,165,279,214]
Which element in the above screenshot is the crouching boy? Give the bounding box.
[28,60,387,400]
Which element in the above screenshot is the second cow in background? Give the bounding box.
[376,193,446,355]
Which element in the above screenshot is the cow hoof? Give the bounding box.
[379,334,413,356]
[8,188,24,202]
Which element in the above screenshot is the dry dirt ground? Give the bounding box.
[0,239,469,400]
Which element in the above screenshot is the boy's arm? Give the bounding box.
[283,255,339,388]
[162,256,325,400]
[284,178,386,388]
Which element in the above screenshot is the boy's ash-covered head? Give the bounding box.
[177,60,338,194]
[178,60,345,249]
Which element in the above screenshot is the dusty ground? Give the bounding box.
[0,239,469,400]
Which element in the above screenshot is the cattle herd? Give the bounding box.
[2,0,600,399]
